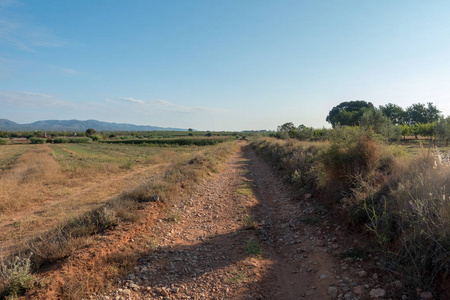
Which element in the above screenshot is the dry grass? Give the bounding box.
[0,141,237,298]
[0,145,64,214]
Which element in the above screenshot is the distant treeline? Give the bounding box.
[275,101,450,144]
[101,137,232,146]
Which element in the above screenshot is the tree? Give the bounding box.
[379,103,406,125]
[435,117,450,146]
[277,122,297,139]
[405,102,441,125]
[360,109,401,142]
[326,101,374,127]
[277,122,296,132]
[86,128,96,136]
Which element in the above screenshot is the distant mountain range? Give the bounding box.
[0,119,188,132]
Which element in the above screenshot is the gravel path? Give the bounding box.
[89,144,397,300]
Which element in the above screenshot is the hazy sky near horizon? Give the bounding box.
[2,0,450,131]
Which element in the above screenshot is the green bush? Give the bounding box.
[91,135,102,142]
[0,138,10,145]
[69,137,91,143]
[0,254,35,297]
[29,137,46,144]
[53,137,69,143]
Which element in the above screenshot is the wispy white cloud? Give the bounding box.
[118,97,145,105]
[0,91,56,106]
[0,4,64,51]
[115,97,229,114]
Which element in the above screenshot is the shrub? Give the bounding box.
[385,152,450,290]
[53,137,69,143]
[251,138,322,192]
[0,138,10,145]
[91,135,102,142]
[68,137,91,143]
[29,137,46,144]
[0,254,35,298]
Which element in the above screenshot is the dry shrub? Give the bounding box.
[385,149,450,291]
[251,138,323,192]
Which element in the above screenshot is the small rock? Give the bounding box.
[357,270,367,277]
[370,288,386,298]
[372,273,378,280]
[122,289,131,296]
[320,274,327,279]
[420,292,433,300]
[331,243,340,249]
[353,286,364,295]
[317,240,326,247]
[328,286,337,295]
[305,194,312,199]
[394,280,403,289]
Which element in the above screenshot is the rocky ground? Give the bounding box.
[89,144,421,300]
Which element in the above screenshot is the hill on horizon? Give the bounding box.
[0,119,189,132]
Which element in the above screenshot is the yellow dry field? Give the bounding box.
[0,143,200,252]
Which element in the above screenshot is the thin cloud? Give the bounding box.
[116,97,229,114]
[0,91,55,106]
[0,91,82,112]
[0,6,64,51]
[119,97,145,105]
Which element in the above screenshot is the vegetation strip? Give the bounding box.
[251,134,450,297]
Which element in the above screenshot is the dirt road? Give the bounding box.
[96,144,376,300]
[30,143,392,299]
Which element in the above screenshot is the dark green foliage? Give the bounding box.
[54,137,91,143]
[85,128,96,136]
[405,102,441,125]
[29,137,46,144]
[53,137,69,143]
[379,103,406,125]
[326,100,375,127]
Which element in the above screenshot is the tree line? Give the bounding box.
[277,100,450,144]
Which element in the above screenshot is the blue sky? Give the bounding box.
[1,0,450,131]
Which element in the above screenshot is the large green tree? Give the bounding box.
[326,100,374,127]
[379,103,406,125]
[405,102,441,125]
